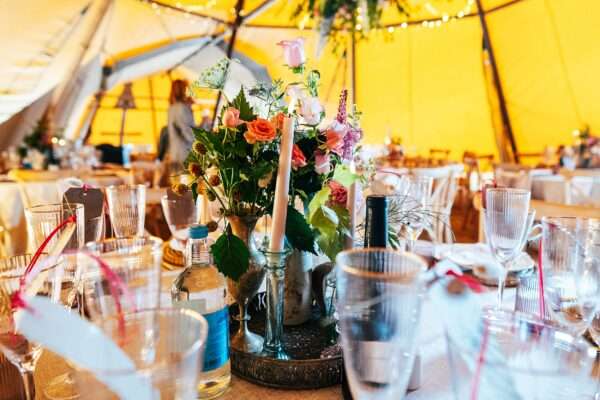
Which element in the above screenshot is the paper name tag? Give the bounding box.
[63,187,104,243]
[166,188,196,226]
[15,296,154,400]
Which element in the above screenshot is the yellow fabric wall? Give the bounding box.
[488,0,600,153]
[86,0,600,160]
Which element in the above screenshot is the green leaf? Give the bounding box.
[285,205,317,255]
[317,231,344,262]
[231,90,256,122]
[309,205,338,238]
[332,164,359,188]
[308,187,331,219]
[211,232,249,281]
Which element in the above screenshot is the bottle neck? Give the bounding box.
[364,196,388,248]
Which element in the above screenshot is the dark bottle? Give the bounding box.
[342,195,389,399]
[363,195,388,248]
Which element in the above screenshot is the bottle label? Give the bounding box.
[174,301,230,371]
[202,307,230,371]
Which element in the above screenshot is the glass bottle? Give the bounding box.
[172,224,231,399]
[342,195,389,399]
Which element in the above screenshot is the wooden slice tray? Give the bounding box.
[229,297,342,389]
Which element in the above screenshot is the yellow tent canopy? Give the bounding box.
[1,0,598,162]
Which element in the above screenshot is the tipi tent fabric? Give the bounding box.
[2,0,599,160]
[0,0,222,148]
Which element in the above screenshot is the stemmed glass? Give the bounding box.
[336,248,427,400]
[0,255,64,400]
[399,176,433,252]
[484,188,530,308]
[542,217,600,336]
[161,195,199,251]
[25,203,86,400]
[105,185,146,238]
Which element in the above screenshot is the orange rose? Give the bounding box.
[244,118,277,144]
[270,112,286,130]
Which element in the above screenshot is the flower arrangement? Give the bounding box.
[292,0,412,51]
[180,39,362,280]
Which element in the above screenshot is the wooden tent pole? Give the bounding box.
[475,0,519,163]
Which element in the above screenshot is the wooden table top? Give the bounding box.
[34,351,341,400]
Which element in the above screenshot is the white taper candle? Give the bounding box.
[269,116,295,252]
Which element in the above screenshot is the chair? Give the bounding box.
[460,153,495,230]
[429,148,451,166]
[413,166,460,244]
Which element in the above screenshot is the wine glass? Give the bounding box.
[105,185,146,238]
[399,176,433,252]
[336,248,427,400]
[542,217,600,336]
[73,308,208,400]
[25,204,87,400]
[447,309,597,400]
[0,255,64,400]
[484,188,530,308]
[81,237,163,319]
[160,195,199,251]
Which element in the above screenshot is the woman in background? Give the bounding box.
[167,79,196,172]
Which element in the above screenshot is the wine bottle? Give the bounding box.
[363,195,388,248]
[342,195,390,399]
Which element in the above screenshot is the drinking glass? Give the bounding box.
[0,255,64,400]
[484,188,530,307]
[73,308,208,400]
[399,176,433,252]
[336,249,427,400]
[25,203,84,251]
[105,185,146,238]
[447,309,597,400]
[542,217,600,335]
[81,237,163,320]
[160,195,199,250]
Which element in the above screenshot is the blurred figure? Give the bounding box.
[167,79,195,171]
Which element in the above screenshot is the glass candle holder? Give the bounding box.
[260,248,291,360]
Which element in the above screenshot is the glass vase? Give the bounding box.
[261,248,291,360]
[226,216,266,354]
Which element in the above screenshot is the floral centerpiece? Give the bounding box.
[179,39,362,282]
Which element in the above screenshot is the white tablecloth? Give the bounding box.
[405,284,510,400]
[531,174,598,206]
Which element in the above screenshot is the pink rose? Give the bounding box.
[328,180,348,206]
[278,38,306,68]
[223,107,242,128]
[291,144,307,170]
[299,97,323,125]
[325,120,347,156]
[314,151,331,175]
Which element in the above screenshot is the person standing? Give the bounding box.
[167,79,196,172]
